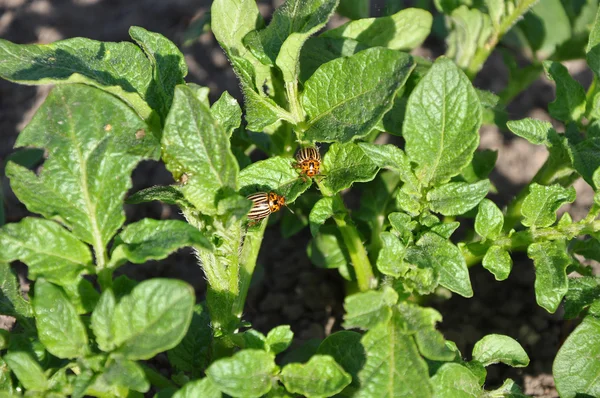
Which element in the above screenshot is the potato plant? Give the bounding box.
[0,0,599,397]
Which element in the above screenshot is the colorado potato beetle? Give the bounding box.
[247,191,286,222]
[294,146,321,181]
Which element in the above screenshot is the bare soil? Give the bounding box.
[0,1,597,397]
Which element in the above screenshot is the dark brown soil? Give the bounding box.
[1,1,597,397]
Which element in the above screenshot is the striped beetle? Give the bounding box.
[246,191,286,223]
[294,146,321,181]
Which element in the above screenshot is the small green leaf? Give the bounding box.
[388,212,417,243]
[239,156,312,203]
[357,143,420,194]
[506,118,553,146]
[431,362,481,397]
[343,287,398,330]
[446,6,493,69]
[472,334,530,367]
[7,84,157,248]
[309,197,338,236]
[163,85,239,215]
[103,357,149,393]
[317,331,364,392]
[404,57,482,186]
[33,279,88,359]
[126,185,191,207]
[280,355,351,398]
[302,48,414,142]
[427,180,490,216]
[475,199,503,240]
[112,279,195,360]
[168,304,213,377]
[377,232,407,278]
[564,277,600,319]
[412,232,473,298]
[129,26,187,121]
[543,61,587,123]
[266,325,294,355]
[3,351,48,392]
[521,183,576,228]
[322,8,432,51]
[211,91,242,137]
[320,143,379,195]
[298,37,369,83]
[0,262,33,320]
[528,241,571,313]
[0,37,153,120]
[206,349,277,398]
[482,246,512,281]
[554,316,600,398]
[173,378,221,398]
[110,219,212,267]
[91,288,117,353]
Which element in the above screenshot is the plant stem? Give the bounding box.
[233,221,266,317]
[97,268,113,291]
[286,81,304,125]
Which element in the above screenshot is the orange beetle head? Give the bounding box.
[268,192,286,213]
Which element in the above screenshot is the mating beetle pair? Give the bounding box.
[246,146,322,223]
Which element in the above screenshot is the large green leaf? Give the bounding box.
[317,331,365,393]
[554,316,600,398]
[528,241,571,313]
[521,183,576,228]
[0,36,153,120]
[403,57,482,186]
[33,279,88,359]
[111,279,195,360]
[322,8,432,51]
[129,26,187,121]
[280,355,351,397]
[302,48,414,142]
[320,142,379,195]
[0,218,92,284]
[206,349,277,398]
[6,84,158,248]
[162,85,239,215]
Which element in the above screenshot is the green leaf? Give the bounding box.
[162,85,239,215]
[430,362,481,397]
[110,219,212,267]
[543,61,587,123]
[0,218,93,285]
[103,357,149,393]
[0,262,33,320]
[112,279,195,360]
[323,8,432,51]
[528,241,572,313]
[460,149,497,184]
[239,156,312,203]
[518,0,570,57]
[129,26,187,121]
[343,287,398,330]
[506,118,553,146]
[0,357,15,394]
[211,0,262,58]
[126,185,191,207]
[355,311,432,397]
[173,378,221,398]
[302,48,414,142]
[482,246,512,281]
[336,0,369,19]
[280,355,351,397]
[206,349,277,398]
[554,316,600,398]
[3,351,48,392]
[320,143,379,196]
[412,232,473,298]
[62,277,100,314]
[376,232,407,278]
[445,6,493,70]
[308,197,344,237]
[472,334,530,367]
[211,91,242,137]
[298,37,369,83]
[486,378,528,398]
[475,199,503,240]
[91,288,117,353]
[317,331,364,392]
[587,5,600,77]
[307,227,350,277]
[404,57,482,186]
[571,138,600,188]
[8,85,156,250]
[0,37,153,120]
[427,180,490,216]
[266,325,294,355]
[564,277,600,319]
[521,183,576,228]
[357,143,420,194]
[33,279,88,358]
[168,304,212,377]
